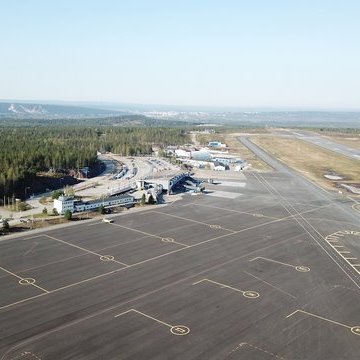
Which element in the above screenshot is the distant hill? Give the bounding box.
[0,102,125,118]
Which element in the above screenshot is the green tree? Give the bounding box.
[2,219,10,232]
[64,210,72,220]
[52,190,64,199]
[42,207,48,215]
[140,193,146,206]
[52,208,59,216]
[98,205,106,214]
[147,194,155,205]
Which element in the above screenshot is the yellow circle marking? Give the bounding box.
[209,224,221,229]
[243,291,260,299]
[170,325,190,336]
[161,237,174,243]
[19,278,36,285]
[295,266,311,272]
[351,326,360,336]
[100,255,114,261]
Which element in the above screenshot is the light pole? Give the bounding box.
[24,187,30,200]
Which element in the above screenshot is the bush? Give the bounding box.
[64,210,72,220]
[42,207,48,215]
[148,194,155,205]
[140,193,146,206]
[2,220,9,232]
[52,208,59,216]
[18,202,29,211]
[98,205,106,214]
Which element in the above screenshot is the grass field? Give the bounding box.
[252,135,360,191]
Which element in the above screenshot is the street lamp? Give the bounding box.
[24,187,30,200]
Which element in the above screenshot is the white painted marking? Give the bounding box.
[217,181,246,188]
[207,191,242,199]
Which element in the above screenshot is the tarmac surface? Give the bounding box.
[1,143,360,359]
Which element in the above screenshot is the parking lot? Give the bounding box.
[0,172,359,359]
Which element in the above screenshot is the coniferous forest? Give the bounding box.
[0,124,189,200]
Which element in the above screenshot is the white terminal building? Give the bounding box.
[54,194,134,214]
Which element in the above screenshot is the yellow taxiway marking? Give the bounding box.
[243,271,296,299]
[149,210,235,233]
[32,234,129,267]
[325,230,360,275]
[0,225,296,312]
[0,266,49,293]
[286,309,360,336]
[110,222,189,248]
[192,278,259,298]
[249,257,310,272]
[114,308,190,335]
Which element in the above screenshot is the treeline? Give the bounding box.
[0,126,188,198]
[0,115,193,127]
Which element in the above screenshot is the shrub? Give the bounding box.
[64,210,72,220]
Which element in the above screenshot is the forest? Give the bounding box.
[0,126,189,200]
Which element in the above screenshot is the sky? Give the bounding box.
[1,0,360,110]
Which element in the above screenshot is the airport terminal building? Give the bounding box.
[54,194,134,214]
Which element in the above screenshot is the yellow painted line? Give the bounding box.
[114,308,190,335]
[243,270,296,299]
[286,309,360,336]
[33,234,129,267]
[249,257,310,272]
[192,278,259,298]
[149,210,236,233]
[0,266,49,293]
[115,308,172,327]
[110,223,189,248]
[0,229,296,312]
[0,216,305,311]
[0,293,47,311]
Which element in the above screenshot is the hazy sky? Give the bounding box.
[1,0,360,109]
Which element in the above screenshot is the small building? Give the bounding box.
[208,141,226,148]
[212,157,243,165]
[212,161,229,171]
[175,149,191,158]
